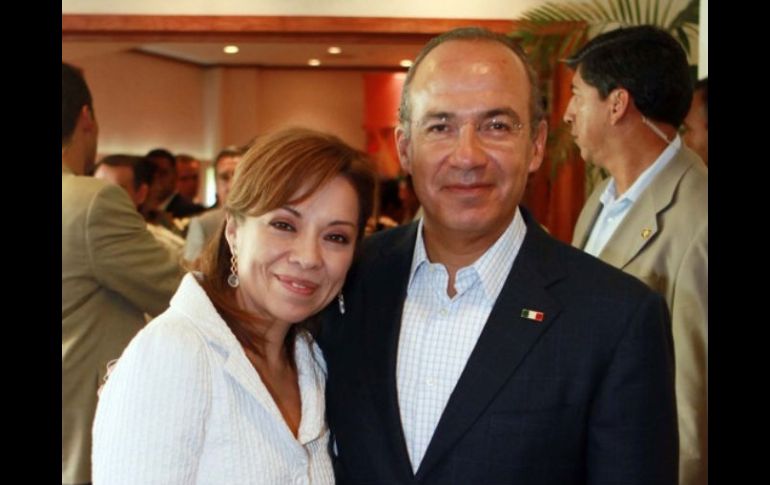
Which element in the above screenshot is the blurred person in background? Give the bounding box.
[93,154,185,256]
[183,146,245,262]
[175,153,203,203]
[145,148,205,221]
[682,78,708,165]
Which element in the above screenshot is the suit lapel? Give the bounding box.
[598,194,658,269]
[363,224,418,478]
[572,183,606,249]
[416,215,565,479]
[599,149,696,270]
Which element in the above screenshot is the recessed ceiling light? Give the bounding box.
[400,59,414,68]
[223,45,239,54]
[308,59,321,67]
[328,46,342,55]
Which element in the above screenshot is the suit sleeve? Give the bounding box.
[92,319,210,484]
[587,290,678,485]
[85,183,183,316]
[672,222,708,485]
[183,215,206,262]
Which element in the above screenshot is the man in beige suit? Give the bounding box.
[62,63,183,484]
[565,27,707,485]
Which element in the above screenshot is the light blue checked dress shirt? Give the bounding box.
[396,208,527,471]
[585,136,682,256]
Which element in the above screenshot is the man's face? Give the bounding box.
[94,164,144,208]
[148,156,176,202]
[176,159,201,200]
[563,68,613,167]
[396,40,546,241]
[215,155,240,205]
[682,90,708,165]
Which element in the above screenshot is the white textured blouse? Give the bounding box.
[92,273,334,485]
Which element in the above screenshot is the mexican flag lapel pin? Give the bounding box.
[520,308,544,322]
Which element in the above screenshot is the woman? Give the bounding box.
[92,128,375,484]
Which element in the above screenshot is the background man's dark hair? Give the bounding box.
[145,148,176,168]
[398,27,545,137]
[213,145,247,169]
[565,25,692,127]
[62,62,93,146]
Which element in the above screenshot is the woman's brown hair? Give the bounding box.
[194,127,376,359]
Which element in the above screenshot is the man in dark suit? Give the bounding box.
[319,27,678,485]
[145,148,206,219]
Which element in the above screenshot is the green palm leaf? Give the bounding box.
[517,0,699,59]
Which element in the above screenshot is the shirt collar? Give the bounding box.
[159,192,176,211]
[600,135,682,206]
[407,207,526,302]
[407,217,429,291]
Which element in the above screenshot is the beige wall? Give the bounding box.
[70,51,207,159]
[62,51,368,161]
[217,68,262,150]
[209,67,366,151]
[254,69,365,150]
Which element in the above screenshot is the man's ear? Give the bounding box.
[609,88,630,124]
[79,105,96,133]
[528,119,548,174]
[395,125,412,174]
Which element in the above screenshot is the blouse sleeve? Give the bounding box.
[92,317,211,484]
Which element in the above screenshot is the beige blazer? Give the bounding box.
[183,207,225,262]
[572,147,708,485]
[62,166,183,484]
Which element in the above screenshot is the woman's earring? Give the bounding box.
[227,251,240,288]
[338,293,346,315]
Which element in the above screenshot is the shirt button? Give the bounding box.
[439,308,448,316]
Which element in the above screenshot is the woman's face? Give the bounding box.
[226,175,360,325]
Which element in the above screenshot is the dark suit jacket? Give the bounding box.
[166,192,206,218]
[319,209,678,485]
